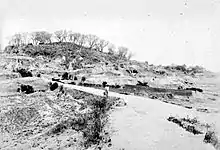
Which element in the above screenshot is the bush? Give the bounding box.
[204,130,220,149]
[19,84,34,94]
[81,76,86,82]
[74,76,78,81]
[16,68,33,77]
[62,72,69,80]
[50,82,59,91]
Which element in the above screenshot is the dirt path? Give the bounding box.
[44,80,216,150]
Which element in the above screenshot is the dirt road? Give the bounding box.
[55,82,216,150]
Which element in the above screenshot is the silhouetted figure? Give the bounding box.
[102,81,109,98]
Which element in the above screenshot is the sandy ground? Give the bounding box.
[59,84,218,150]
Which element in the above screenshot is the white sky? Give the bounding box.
[1,0,220,72]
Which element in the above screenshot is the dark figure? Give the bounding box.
[102,81,109,98]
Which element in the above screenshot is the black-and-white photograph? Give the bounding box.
[0,0,220,149]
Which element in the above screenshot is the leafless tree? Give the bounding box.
[9,33,23,46]
[107,43,116,55]
[30,31,52,44]
[54,30,68,42]
[67,31,81,44]
[117,46,128,59]
[78,34,87,47]
[21,32,29,45]
[30,32,37,45]
[96,39,109,52]
[127,51,135,60]
[86,34,99,49]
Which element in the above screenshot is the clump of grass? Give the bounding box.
[81,97,112,148]
[203,127,220,150]
[167,116,203,135]
[15,68,33,77]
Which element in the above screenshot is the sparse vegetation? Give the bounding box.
[204,130,220,150]
[15,68,33,77]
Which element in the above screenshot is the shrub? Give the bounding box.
[50,82,59,91]
[19,84,34,94]
[81,76,86,82]
[74,76,78,81]
[62,72,69,80]
[204,130,220,149]
[16,68,33,77]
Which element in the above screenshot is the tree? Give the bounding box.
[96,39,109,52]
[117,46,128,59]
[54,30,68,42]
[107,43,116,55]
[86,34,99,49]
[127,51,134,60]
[30,31,52,44]
[9,33,23,46]
[67,32,81,44]
[21,32,29,45]
[30,32,37,45]
[78,34,87,47]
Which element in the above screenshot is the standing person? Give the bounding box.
[102,81,109,98]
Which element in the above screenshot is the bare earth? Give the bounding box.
[67,84,219,150]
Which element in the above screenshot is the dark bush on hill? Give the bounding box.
[137,81,149,87]
[16,68,33,77]
[19,84,35,94]
[185,87,203,93]
[62,72,69,80]
[81,76,86,82]
[50,82,59,91]
[74,76,78,80]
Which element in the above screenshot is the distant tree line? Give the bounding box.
[7,30,134,60]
